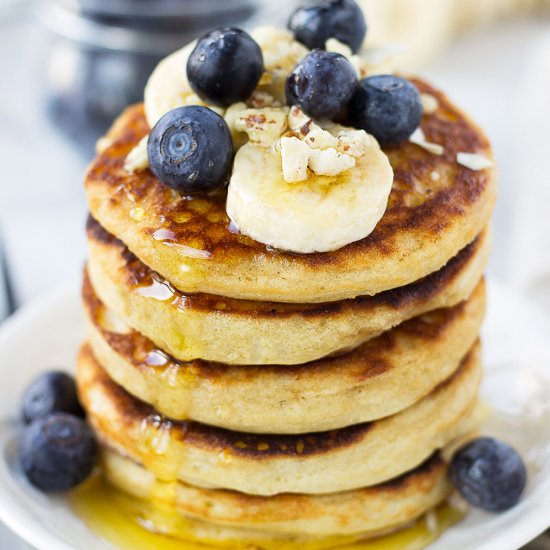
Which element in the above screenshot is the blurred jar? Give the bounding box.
[39,0,286,156]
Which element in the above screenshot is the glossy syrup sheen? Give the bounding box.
[71,475,465,550]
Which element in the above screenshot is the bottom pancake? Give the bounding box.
[77,343,483,496]
[101,448,456,542]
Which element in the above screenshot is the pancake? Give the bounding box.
[100,449,455,542]
[77,343,482,496]
[86,218,490,365]
[85,79,497,304]
[84,272,486,433]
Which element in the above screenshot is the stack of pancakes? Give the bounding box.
[78,79,496,546]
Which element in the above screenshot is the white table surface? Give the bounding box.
[1,8,550,550]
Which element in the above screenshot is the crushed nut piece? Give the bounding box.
[288,106,311,131]
[309,147,356,176]
[410,128,444,155]
[247,90,276,108]
[280,107,375,182]
[304,127,339,150]
[281,136,310,183]
[337,129,374,158]
[421,93,439,115]
[124,135,149,174]
[227,106,288,148]
[456,152,493,171]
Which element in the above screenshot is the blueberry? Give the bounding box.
[21,371,84,425]
[147,105,233,195]
[19,413,98,492]
[187,28,264,107]
[288,0,367,54]
[450,437,527,512]
[348,75,423,146]
[286,50,357,120]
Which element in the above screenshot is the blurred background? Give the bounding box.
[1,0,550,307]
[0,0,550,544]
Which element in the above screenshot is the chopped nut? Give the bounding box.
[336,129,374,157]
[304,127,339,150]
[234,107,288,147]
[308,147,356,176]
[409,128,444,155]
[251,26,309,103]
[430,171,441,182]
[124,135,149,174]
[288,106,311,132]
[421,93,439,115]
[247,90,276,108]
[281,136,310,183]
[456,152,493,171]
[224,102,248,129]
[279,107,378,181]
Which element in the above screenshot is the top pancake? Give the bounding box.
[86,79,496,303]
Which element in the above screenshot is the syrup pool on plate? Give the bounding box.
[70,475,465,550]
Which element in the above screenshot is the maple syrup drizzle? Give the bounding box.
[71,475,465,550]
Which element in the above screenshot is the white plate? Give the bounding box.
[0,282,549,550]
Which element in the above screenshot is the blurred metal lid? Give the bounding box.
[38,0,262,53]
[62,0,259,19]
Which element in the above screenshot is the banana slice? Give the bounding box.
[143,42,225,128]
[227,129,394,254]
